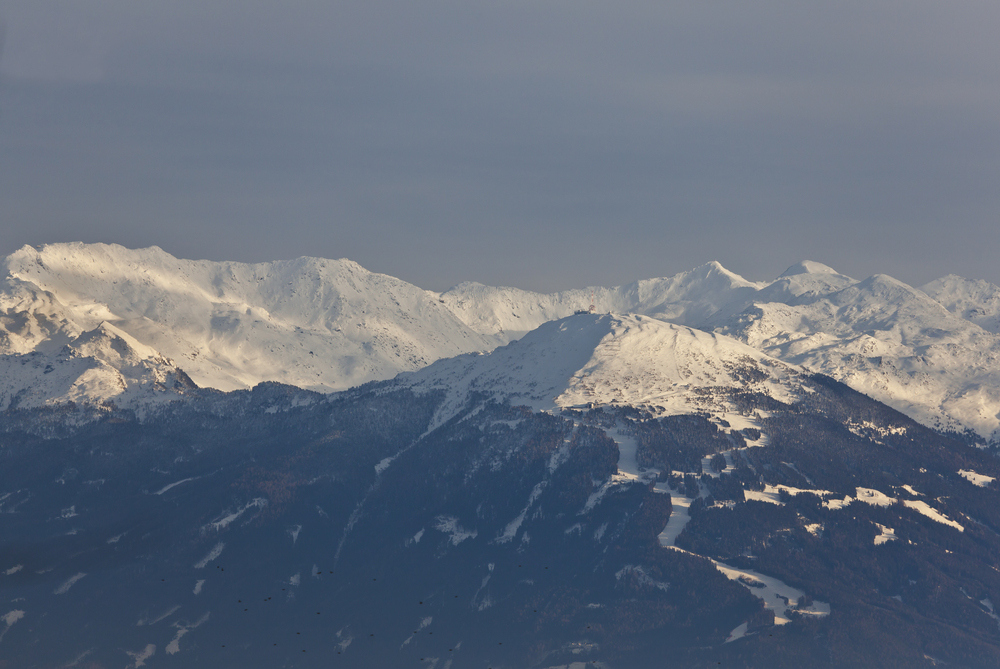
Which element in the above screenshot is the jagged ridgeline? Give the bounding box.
[3,311,1000,668]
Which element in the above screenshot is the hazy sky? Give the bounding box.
[1,1,998,291]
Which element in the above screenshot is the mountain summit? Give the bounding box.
[403,313,802,429]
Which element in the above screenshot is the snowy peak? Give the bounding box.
[779,260,840,277]
[403,313,802,427]
[714,266,1000,442]
[922,274,1000,335]
[405,313,616,417]
[440,260,764,338]
[0,321,194,414]
[621,261,763,324]
[71,322,175,375]
[552,313,800,412]
[738,262,856,309]
[686,260,761,288]
[826,274,959,337]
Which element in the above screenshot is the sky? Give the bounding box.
[1,1,998,292]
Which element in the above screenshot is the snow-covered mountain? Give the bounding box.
[1,243,502,394]
[401,313,804,430]
[441,261,1000,443]
[709,265,1000,442]
[922,274,1000,335]
[0,322,195,414]
[5,242,1000,443]
[440,260,763,335]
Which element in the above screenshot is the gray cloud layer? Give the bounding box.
[1,1,998,290]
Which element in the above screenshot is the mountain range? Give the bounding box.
[5,243,1000,667]
[3,243,1000,444]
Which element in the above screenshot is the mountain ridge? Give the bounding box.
[400,312,803,431]
[5,242,1000,443]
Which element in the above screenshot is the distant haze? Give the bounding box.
[1,1,999,291]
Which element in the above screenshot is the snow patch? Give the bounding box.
[607,425,652,483]
[401,616,434,648]
[336,627,353,651]
[654,484,692,547]
[125,643,156,668]
[154,477,198,495]
[874,523,898,545]
[472,564,495,610]
[1,610,24,628]
[54,572,86,594]
[744,484,834,506]
[804,523,823,536]
[138,605,180,626]
[846,420,908,440]
[494,482,545,543]
[711,560,830,625]
[902,499,964,532]
[581,479,615,514]
[375,457,394,474]
[820,488,963,531]
[725,621,749,643]
[203,498,267,532]
[433,516,477,545]
[593,522,608,542]
[823,496,853,510]
[959,469,995,487]
[981,598,1000,629]
[166,612,209,655]
[854,488,896,507]
[64,649,95,667]
[194,542,224,569]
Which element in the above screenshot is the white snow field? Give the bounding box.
[710,560,831,625]
[959,469,996,487]
[5,243,1000,442]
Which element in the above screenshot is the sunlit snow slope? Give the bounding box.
[0,321,195,413]
[1,243,501,393]
[401,313,804,428]
[709,264,1000,442]
[922,275,1000,335]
